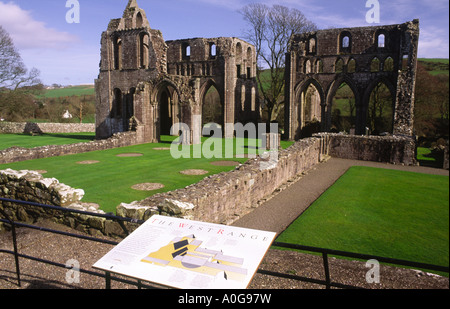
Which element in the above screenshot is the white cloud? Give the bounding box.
[418,26,449,59]
[0,1,78,50]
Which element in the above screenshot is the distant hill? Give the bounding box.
[418,58,449,76]
[42,85,95,98]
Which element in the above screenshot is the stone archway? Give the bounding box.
[200,79,224,137]
[293,78,326,139]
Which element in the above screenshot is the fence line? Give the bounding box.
[1,197,448,289]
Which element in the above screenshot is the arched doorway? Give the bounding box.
[330,82,356,134]
[202,84,223,137]
[367,81,394,135]
[299,83,322,138]
[160,89,172,136]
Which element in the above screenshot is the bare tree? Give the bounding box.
[241,4,317,123]
[0,26,41,90]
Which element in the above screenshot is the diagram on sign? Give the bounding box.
[141,234,248,282]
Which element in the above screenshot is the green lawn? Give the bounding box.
[276,166,449,271]
[40,85,95,98]
[0,135,293,213]
[0,133,95,151]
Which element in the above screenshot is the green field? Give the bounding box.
[276,166,449,271]
[40,85,95,98]
[0,133,95,151]
[418,58,449,76]
[0,134,293,213]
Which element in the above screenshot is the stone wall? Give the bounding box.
[116,137,325,225]
[0,169,118,238]
[314,133,417,166]
[0,122,95,134]
[1,137,326,235]
[0,131,139,164]
[1,132,422,236]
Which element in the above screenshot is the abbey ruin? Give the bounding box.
[285,20,420,140]
[95,0,259,144]
[95,1,419,147]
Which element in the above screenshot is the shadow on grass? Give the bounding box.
[417,152,444,169]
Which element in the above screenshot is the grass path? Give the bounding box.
[0,133,95,151]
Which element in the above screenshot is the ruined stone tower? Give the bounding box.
[284,20,420,140]
[95,0,259,143]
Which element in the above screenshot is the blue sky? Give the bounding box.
[0,0,448,85]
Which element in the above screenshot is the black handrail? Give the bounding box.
[1,197,449,289]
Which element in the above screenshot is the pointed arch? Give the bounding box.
[326,76,360,133]
[138,32,149,69]
[293,78,326,139]
[363,77,396,135]
[200,79,224,136]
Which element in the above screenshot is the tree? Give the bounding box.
[414,62,449,140]
[241,4,317,124]
[0,25,42,121]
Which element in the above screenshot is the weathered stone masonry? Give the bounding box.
[285,20,420,140]
[0,131,138,165]
[95,0,260,145]
[0,122,95,134]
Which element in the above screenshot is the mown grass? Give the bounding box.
[0,135,293,213]
[276,166,449,273]
[40,85,95,98]
[0,133,95,151]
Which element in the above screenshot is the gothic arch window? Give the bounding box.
[371,57,380,72]
[246,47,253,77]
[384,57,394,72]
[335,58,344,73]
[316,59,323,73]
[210,43,217,58]
[236,43,243,61]
[136,12,143,28]
[309,37,317,54]
[304,59,312,74]
[113,37,122,70]
[182,43,191,59]
[339,31,352,53]
[138,33,149,69]
[348,58,356,73]
[377,33,386,48]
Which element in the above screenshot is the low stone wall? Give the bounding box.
[116,137,325,225]
[0,132,139,164]
[314,133,417,166]
[1,138,326,235]
[1,133,421,236]
[0,169,119,237]
[0,122,95,134]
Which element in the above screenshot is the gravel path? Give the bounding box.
[0,158,448,289]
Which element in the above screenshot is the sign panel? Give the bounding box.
[93,215,277,289]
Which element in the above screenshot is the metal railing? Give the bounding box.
[1,197,448,289]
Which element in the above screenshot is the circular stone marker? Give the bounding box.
[180,169,209,176]
[153,147,171,151]
[116,153,143,157]
[131,183,165,191]
[77,160,100,165]
[210,161,240,167]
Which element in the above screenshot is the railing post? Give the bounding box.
[105,271,111,289]
[0,207,21,287]
[322,253,331,289]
